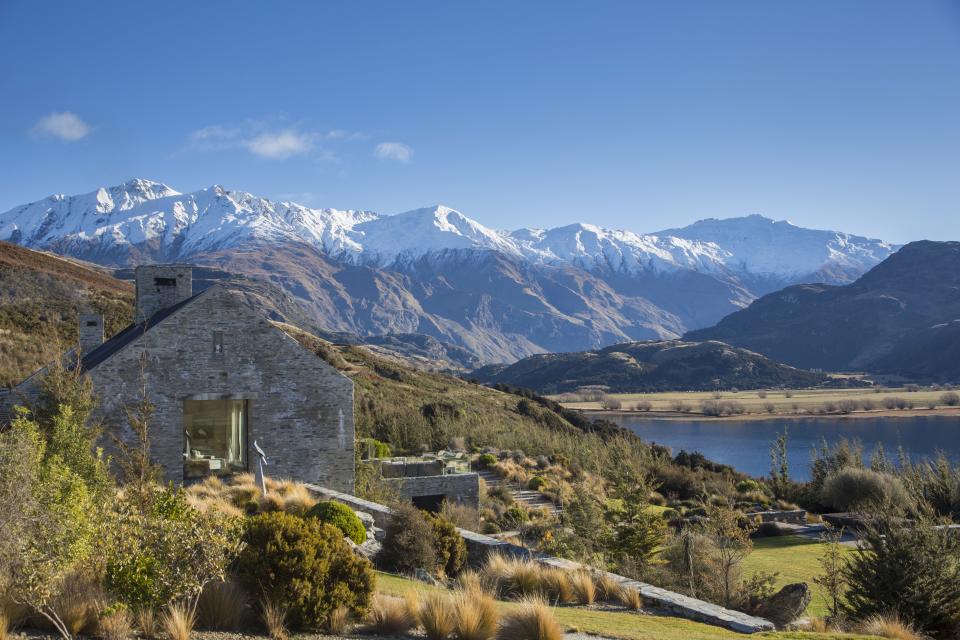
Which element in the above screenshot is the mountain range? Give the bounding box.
[688,241,960,380]
[0,179,897,363]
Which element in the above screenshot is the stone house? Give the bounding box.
[6,265,355,492]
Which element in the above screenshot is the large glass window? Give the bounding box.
[183,399,248,478]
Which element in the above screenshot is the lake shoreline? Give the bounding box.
[576,406,960,422]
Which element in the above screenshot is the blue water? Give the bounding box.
[604,414,960,481]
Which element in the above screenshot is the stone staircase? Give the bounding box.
[476,469,562,515]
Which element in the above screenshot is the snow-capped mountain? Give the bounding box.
[0,179,894,282]
[0,179,899,363]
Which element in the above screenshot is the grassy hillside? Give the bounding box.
[0,241,133,386]
[280,322,656,477]
[473,339,827,394]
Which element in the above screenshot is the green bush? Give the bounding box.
[307,501,366,544]
[477,453,498,469]
[527,476,547,491]
[379,502,437,575]
[235,512,374,630]
[359,438,392,459]
[426,512,467,577]
[736,479,763,494]
[819,467,911,512]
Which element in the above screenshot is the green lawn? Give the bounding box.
[743,535,854,618]
[375,571,874,640]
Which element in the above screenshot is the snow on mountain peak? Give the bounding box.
[0,180,897,282]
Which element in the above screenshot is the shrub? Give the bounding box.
[359,438,392,459]
[380,502,438,575]
[106,487,244,610]
[427,512,468,577]
[819,468,911,512]
[235,512,375,630]
[367,595,415,636]
[452,589,498,640]
[477,453,498,469]
[527,476,547,491]
[633,400,653,412]
[754,521,786,537]
[496,598,562,640]
[599,395,622,410]
[307,500,366,544]
[941,391,960,407]
[844,512,960,637]
[418,591,455,640]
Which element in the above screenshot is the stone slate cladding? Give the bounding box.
[91,284,355,491]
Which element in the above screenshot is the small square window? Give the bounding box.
[86,320,99,327]
[154,277,177,287]
[213,331,224,354]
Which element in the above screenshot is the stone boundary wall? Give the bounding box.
[387,472,480,510]
[306,484,775,634]
[754,509,807,525]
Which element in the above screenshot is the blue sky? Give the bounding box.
[1,1,958,242]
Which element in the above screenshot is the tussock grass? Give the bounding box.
[417,591,455,640]
[261,598,287,640]
[495,598,563,640]
[617,587,643,611]
[481,555,577,603]
[197,580,245,630]
[98,607,133,640]
[452,589,499,640]
[456,570,487,595]
[48,571,104,636]
[595,573,624,603]
[569,572,596,606]
[327,605,351,635]
[855,613,923,640]
[0,613,10,640]
[135,608,157,639]
[368,595,416,636]
[161,603,196,640]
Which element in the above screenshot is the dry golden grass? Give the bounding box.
[540,569,573,604]
[49,572,104,636]
[261,598,288,640]
[452,589,499,640]
[617,587,643,611]
[161,603,196,640]
[197,580,246,630]
[496,598,563,640]
[569,572,596,606]
[135,607,157,639]
[855,613,922,640]
[280,482,317,514]
[327,605,351,635]
[595,573,624,603]
[0,613,10,640]
[456,570,487,595]
[559,386,959,418]
[368,595,416,636]
[259,492,286,512]
[418,591,456,640]
[98,607,133,640]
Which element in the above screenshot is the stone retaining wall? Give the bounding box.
[306,484,775,634]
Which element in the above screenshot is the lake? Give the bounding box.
[603,414,960,480]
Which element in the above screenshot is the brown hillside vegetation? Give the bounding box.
[0,241,133,386]
[278,322,654,477]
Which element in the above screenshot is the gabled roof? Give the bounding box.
[79,289,207,372]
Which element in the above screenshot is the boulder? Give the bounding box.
[355,510,376,530]
[758,583,812,628]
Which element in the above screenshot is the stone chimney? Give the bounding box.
[134,265,194,322]
[79,312,104,354]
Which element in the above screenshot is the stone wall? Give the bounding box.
[90,285,355,491]
[386,472,480,510]
[135,265,193,322]
[307,484,775,634]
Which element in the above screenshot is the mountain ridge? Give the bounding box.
[0,179,899,363]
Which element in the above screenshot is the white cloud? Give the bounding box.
[244,129,315,159]
[186,123,324,160]
[374,141,413,163]
[31,112,91,141]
